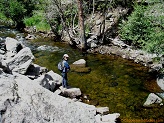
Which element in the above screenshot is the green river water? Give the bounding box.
[0,23,164,123]
[31,38,164,123]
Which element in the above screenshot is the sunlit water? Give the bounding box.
[0,22,163,122]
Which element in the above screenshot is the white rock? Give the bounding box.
[0,73,98,123]
[101,113,120,123]
[6,47,34,74]
[5,37,19,52]
[157,75,164,91]
[34,70,62,91]
[63,88,82,98]
[143,93,162,106]
[95,114,102,123]
[5,37,24,60]
[96,107,109,115]
[73,59,86,65]
[157,92,164,99]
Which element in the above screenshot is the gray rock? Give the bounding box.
[25,64,48,78]
[37,45,59,52]
[25,34,36,40]
[96,107,109,115]
[54,89,62,95]
[5,37,24,59]
[5,47,35,74]
[0,73,98,123]
[73,59,86,66]
[62,88,82,98]
[95,114,102,123]
[101,113,120,123]
[90,42,98,48]
[143,93,162,106]
[87,38,98,48]
[157,74,164,91]
[150,63,163,72]
[0,49,5,55]
[157,92,164,99]
[5,37,20,52]
[34,70,62,91]
[0,55,11,73]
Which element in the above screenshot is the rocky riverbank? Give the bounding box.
[0,37,120,123]
[24,24,164,110]
[87,36,164,108]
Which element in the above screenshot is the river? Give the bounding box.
[0,22,163,122]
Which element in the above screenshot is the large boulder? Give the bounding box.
[0,73,98,123]
[5,37,24,59]
[34,70,62,91]
[25,64,48,79]
[73,59,86,67]
[71,59,91,73]
[62,87,82,98]
[5,47,35,74]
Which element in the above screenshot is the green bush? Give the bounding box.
[0,12,8,21]
[119,3,164,55]
[24,12,50,31]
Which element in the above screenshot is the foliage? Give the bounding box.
[64,3,78,27]
[119,3,164,55]
[84,0,136,13]
[0,0,43,28]
[96,1,111,12]
[24,11,50,31]
[1,0,26,23]
[44,0,63,35]
[0,13,9,21]
[45,0,79,37]
[110,0,137,8]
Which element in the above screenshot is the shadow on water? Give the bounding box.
[0,23,164,123]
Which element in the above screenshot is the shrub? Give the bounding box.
[119,3,164,55]
[24,11,50,31]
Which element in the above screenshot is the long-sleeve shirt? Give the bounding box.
[62,60,70,73]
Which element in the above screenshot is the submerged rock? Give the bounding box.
[37,45,59,52]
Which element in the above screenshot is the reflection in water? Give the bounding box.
[0,23,163,122]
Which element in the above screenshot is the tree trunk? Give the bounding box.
[92,0,95,15]
[100,0,108,44]
[77,0,86,51]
